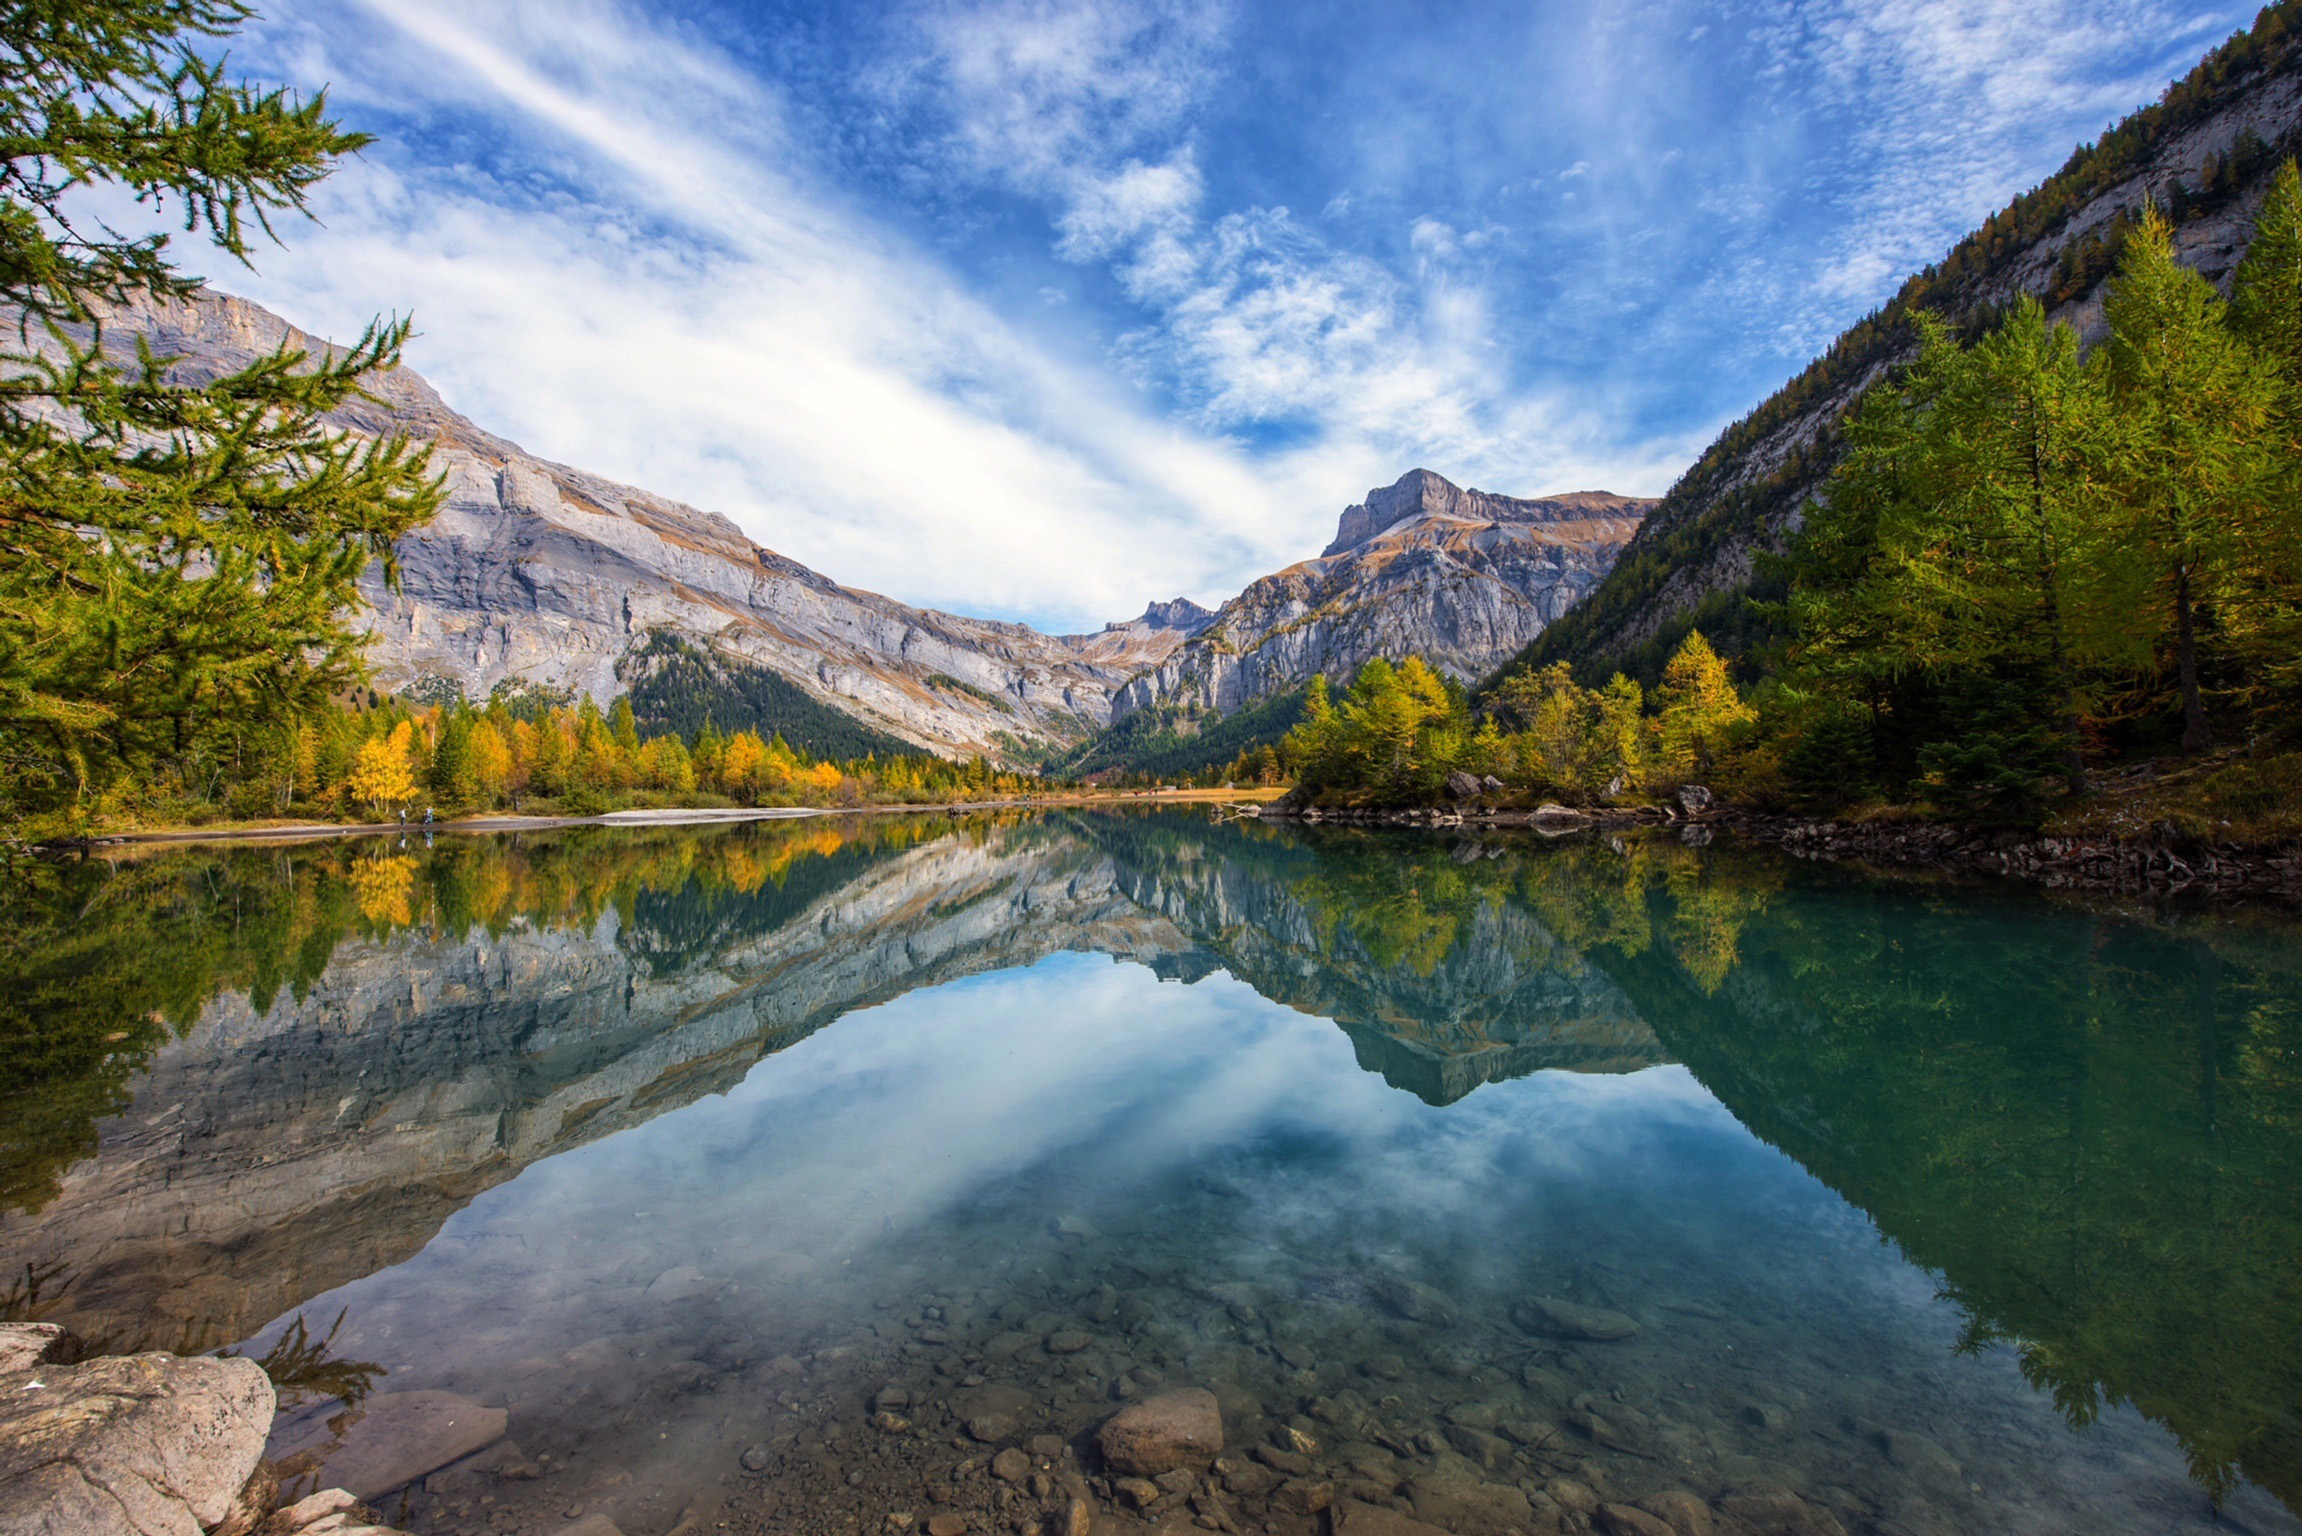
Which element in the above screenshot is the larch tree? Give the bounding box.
[2099,209,2280,753]
[0,0,442,819]
[2227,160,2302,708]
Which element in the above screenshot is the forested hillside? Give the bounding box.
[621,635,919,762]
[1516,1,2302,686]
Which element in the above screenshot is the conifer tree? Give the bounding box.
[2100,209,2280,752]
[2231,160,2302,384]
[2228,160,2302,708]
[0,1,442,817]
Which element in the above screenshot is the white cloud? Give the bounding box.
[221,0,1338,629]
[895,0,1685,504]
[196,0,2223,638]
[1054,154,1204,262]
[1684,0,2223,351]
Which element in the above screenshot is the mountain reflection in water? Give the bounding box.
[1,809,2297,1532]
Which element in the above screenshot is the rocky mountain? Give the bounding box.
[1520,8,2302,683]
[1112,469,1651,718]
[96,293,1212,758]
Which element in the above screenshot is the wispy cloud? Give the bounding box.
[214,0,2240,631]
[890,0,1690,496]
[231,0,1323,629]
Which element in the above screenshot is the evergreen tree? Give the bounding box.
[2227,160,2302,712]
[2100,209,2281,752]
[0,1,441,819]
[429,707,475,805]
[2231,159,2302,385]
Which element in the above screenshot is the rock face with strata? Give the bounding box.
[81,294,1206,759]
[0,1337,273,1536]
[1112,470,1648,717]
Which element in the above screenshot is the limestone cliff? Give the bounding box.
[96,293,1207,758]
[1523,11,2302,681]
[1112,469,1650,717]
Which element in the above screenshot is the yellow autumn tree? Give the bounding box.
[1652,631,1754,782]
[348,722,420,814]
[721,731,766,802]
[470,721,514,807]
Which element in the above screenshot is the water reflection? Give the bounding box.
[1,811,2297,1534]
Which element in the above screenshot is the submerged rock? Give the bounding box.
[260,1487,408,1536]
[1097,1389,1223,1476]
[1512,1296,1640,1341]
[1329,1501,1452,1536]
[0,1348,274,1536]
[1633,1489,1715,1536]
[272,1390,508,1501]
[1367,1277,1456,1326]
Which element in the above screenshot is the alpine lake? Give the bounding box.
[5,807,2299,1536]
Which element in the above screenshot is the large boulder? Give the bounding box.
[1096,1389,1223,1476]
[0,1322,79,1373]
[1445,772,1484,802]
[0,1348,274,1536]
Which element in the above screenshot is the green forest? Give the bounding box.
[620,633,920,762]
[1293,179,2302,830]
[1052,681,1313,784]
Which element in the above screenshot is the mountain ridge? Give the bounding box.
[85,291,1208,759]
[1113,468,1652,721]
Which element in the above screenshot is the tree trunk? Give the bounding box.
[2032,435,2087,796]
[2175,562,2212,754]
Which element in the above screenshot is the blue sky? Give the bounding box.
[221,0,2238,631]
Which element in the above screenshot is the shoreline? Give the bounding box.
[1252,797,2302,903]
[55,787,1285,850]
[53,787,2299,904]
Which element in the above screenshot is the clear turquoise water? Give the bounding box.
[4,811,2297,1536]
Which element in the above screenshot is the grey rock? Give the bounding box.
[1114,471,1650,720]
[1676,785,1714,814]
[256,1488,409,1536]
[0,1351,274,1536]
[1446,771,1484,802]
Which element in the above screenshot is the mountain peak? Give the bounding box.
[1121,598,1218,635]
[1321,469,1648,557]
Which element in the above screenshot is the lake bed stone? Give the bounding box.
[275,1390,509,1501]
[1512,1297,1640,1342]
[1097,1389,1223,1476]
